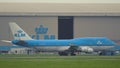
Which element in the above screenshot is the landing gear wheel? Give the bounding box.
[58,51,69,56]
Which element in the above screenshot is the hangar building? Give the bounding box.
[0,3,120,46]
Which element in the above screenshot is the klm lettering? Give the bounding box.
[14,30,26,37]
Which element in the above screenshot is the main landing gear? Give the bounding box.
[58,46,78,56]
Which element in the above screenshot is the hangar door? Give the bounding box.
[58,16,74,39]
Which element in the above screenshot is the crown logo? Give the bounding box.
[35,25,48,34]
[97,41,102,45]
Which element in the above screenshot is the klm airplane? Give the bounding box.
[2,23,117,56]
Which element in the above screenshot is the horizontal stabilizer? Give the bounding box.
[1,40,11,43]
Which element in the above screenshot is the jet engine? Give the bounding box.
[80,46,94,53]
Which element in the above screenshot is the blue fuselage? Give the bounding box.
[12,37,116,47]
[11,37,116,52]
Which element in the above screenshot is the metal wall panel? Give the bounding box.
[0,16,58,45]
[74,16,120,41]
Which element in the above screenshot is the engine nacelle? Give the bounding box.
[80,46,94,53]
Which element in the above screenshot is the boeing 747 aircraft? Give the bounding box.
[2,23,117,56]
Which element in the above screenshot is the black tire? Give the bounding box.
[58,51,69,56]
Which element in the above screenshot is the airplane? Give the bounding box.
[2,22,117,56]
